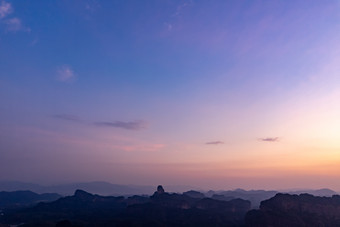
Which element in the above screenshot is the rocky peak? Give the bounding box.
[156,185,165,194]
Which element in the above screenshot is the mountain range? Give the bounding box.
[0,186,251,226]
[0,191,60,209]
[0,181,202,196]
[0,184,339,226]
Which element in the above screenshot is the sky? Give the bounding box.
[1,0,340,191]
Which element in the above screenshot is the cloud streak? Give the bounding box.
[52,114,82,122]
[258,137,279,142]
[206,141,224,145]
[118,143,165,152]
[52,114,148,131]
[94,120,148,130]
[57,65,76,82]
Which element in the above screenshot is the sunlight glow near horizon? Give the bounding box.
[1,0,340,191]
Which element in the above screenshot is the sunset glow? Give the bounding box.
[1,0,340,191]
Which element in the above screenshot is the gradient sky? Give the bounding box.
[1,0,340,191]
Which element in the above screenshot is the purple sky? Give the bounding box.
[1,0,340,190]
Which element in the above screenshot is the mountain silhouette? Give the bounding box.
[1,186,339,226]
[0,190,60,209]
[245,193,340,226]
[1,186,251,226]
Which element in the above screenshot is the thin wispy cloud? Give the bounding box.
[206,141,224,145]
[94,120,148,130]
[0,1,30,32]
[164,22,173,31]
[4,17,30,32]
[258,137,279,142]
[163,1,193,34]
[84,0,100,13]
[0,0,11,19]
[30,37,39,46]
[172,0,193,17]
[57,65,76,82]
[52,114,82,122]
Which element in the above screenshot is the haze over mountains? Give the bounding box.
[0,191,61,209]
[1,181,337,198]
[0,181,155,196]
[0,185,339,226]
[0,181,337,211]
[0,181,205,196]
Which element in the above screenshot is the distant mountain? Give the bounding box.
[1,186,251,226]
[245,193,340,226]
[205,188,338,208]
[206,189,278,208]
[0,181,45,193]
[2,181,336,198]
[183,190,205,199]
[0,181,155,196]
[0,191,61,209]
[287,188,337,197]
[163,185,203,193]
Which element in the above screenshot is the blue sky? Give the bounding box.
[1,0,340,190]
